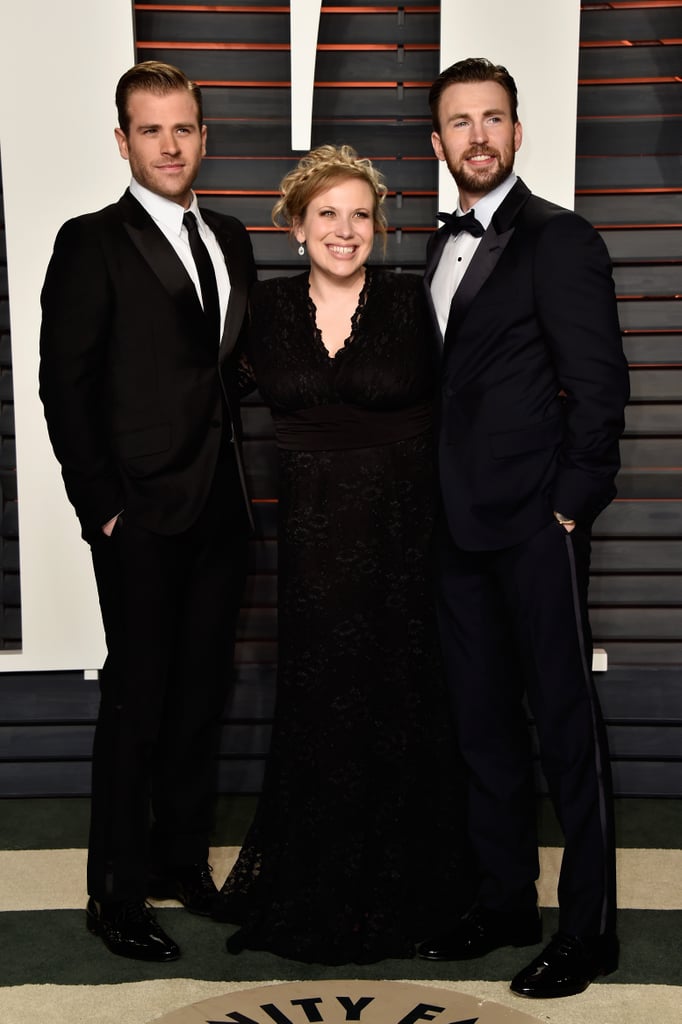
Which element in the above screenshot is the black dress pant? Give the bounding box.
[437,517,617,939]
[87,450,249,902]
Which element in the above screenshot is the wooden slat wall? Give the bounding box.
[134,0,440,271]
[0,0,680,797]
[575,1,682,796]
[577,2,682,671]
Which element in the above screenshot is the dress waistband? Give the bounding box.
[272,401,433,452]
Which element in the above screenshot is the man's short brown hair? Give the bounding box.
[429,57,519,132]
[115,60,203,135]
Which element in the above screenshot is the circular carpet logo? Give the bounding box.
[150,980,541,1024]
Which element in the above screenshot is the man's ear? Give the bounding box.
[114,127,129,160]
[431,131,445,162]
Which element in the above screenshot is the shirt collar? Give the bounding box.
[459,173,517,230]
[129,178,201,236]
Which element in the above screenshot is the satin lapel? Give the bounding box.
[203,209,249,361]
[423,225,452,349]
[118,191,205,335]
[425,225,451,287]
[443,179,532,355]
[446,223,515,326]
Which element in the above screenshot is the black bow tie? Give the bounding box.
[437,209,485,238]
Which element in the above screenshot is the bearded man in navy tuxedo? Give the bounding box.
[418,58,629,1000]
[39,61,255,961]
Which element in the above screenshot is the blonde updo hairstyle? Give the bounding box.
[273,144,388,247]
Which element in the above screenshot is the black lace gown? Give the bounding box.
[221,268,463,964]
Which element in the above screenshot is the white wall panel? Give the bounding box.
[0,0,134,670]
[290,0,323,151]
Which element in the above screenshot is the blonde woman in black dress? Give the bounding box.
[216,146,463,964]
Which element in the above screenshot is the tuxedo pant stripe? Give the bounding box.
[436,518,617,938]
[563,527,615,937]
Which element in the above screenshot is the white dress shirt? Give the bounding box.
[129,178,231,338]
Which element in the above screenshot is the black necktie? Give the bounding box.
[437,209,485,238]
[183,211,221,342]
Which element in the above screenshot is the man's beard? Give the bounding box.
[449,146,515,197]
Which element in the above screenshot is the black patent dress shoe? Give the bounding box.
[148,861,220,917]
[418,905,542,961]
[510,931,619,998]
[86,897,180,961]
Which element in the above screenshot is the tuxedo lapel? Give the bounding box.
[203,208,249,360]
[118,191,206,338]
[425,225,451,287]
[423,226,451,344]
[446,223,515,326]
[442,179,532,355]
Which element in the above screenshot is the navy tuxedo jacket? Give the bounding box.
[425,178,630,551]
[40,190,256,541]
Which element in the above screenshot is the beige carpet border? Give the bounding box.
[1,979,680,1024]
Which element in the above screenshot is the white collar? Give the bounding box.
[460,173,517,230]
[129,178,201,236]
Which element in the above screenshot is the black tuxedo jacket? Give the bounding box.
[425,178,630,551]
[40,190,256,541]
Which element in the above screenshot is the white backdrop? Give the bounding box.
[0,0,581,673]
[0,0,134,670]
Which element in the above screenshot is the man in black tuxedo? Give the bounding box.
[39,61,256,961]
[418,59,629,998]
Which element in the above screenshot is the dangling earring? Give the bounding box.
[298,242,305,256]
